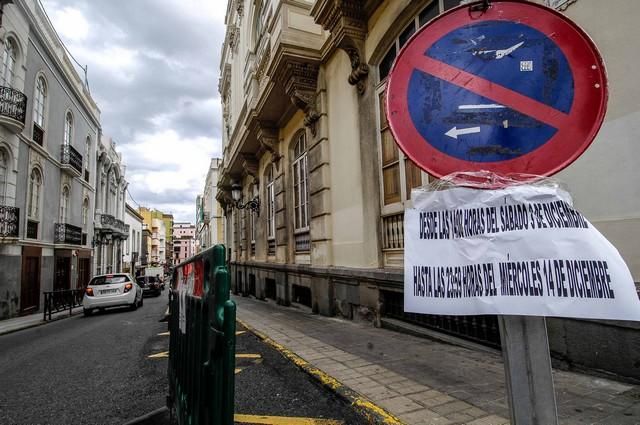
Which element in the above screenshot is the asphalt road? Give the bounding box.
[0,294,361,425]
[234,325,361,423]
[0,291,171,425]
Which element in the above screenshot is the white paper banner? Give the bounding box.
[404,184,640,321]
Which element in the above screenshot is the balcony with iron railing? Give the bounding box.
[60,144,83,176]
[33,122,44,146]
[0,86,27,134]
[98,213,129,237]
[0,206,19,237]
[54,223,82,245]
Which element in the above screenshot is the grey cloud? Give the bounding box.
[44,0,224,221]
[48,0,223,144]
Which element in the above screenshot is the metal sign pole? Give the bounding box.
[499,315,558,425]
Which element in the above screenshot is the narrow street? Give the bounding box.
[0,294,170,424]
[0,295,361,425]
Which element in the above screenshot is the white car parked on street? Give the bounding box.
[83,273,143,316]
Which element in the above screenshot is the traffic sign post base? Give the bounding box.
[498,315,558,425]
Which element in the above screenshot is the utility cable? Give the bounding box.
[36,0,91,90]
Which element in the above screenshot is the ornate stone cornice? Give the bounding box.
[311,0,369,94]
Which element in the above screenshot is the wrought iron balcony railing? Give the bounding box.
[60,144,83,174]
[0,206,19,237]
[0,86,26,124]
[99,213,129,236]
[33,123,44,146]
[54,223,82,245]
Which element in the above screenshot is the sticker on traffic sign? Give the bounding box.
[386,1,607,178]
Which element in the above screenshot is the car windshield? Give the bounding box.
[147,277,157,283]
[90,275,128,285]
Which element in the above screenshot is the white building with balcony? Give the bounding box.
[123,203,143,274]
[0,0,100,319]
[93,135,128,275]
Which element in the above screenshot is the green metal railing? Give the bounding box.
[168,244,236,425]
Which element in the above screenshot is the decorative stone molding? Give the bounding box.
[241,154,259,185]
[312,0,369,94]
[254,39,271,84]
[236,0,244,19]
[256,123,281,164]
[279,62,320,136]
[228,25,240,53]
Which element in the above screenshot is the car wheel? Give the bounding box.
[130,299,138,310]
[83,308,92,316]
[139,294,144,307]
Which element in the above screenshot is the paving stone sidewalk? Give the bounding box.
[235,296,640,425]
[0,307,82,336]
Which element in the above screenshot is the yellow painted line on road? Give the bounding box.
[236,353,261,359]
[234,414,342,425]
[148,351,169,359]
[235,368,243,374]
[158,331,170,336]
[236,331,246,336]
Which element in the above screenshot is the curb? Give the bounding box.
[237,319,405,425]
[0,309,83,337]
[122,406,169,425]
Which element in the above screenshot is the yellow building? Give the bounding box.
[138,207,174,265]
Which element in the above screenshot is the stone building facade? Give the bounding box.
[197,158,225,251]
[93,135,129,275]
[0,0,100,319]
[219,0,640,380]
[123,203,143,273]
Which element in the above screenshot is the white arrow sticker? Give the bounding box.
[445,126,481,139]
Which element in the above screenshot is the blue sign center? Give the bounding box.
[407,20,574,162]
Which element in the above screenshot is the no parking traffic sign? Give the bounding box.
[386,0,607,178]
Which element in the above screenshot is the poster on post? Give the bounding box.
[404,184,640,321]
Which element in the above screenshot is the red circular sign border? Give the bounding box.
[386,1,608,179]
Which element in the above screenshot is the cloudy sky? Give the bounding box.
[41,0,226,222]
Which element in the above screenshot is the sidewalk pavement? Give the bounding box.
[235,296,640,425]
[0,307,82,336]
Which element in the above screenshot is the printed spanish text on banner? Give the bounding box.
[404,184,640,321]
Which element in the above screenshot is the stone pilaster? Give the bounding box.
[308,67,333,266]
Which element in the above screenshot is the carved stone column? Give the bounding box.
[312,0,369,94]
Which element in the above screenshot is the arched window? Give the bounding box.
[28,168,42,219]
[60,186,70,223]
[34,76,46,127]
[84,136,91,181]
[292,131,309,232]
[1,38,16,87]
[266,164,275,242]
[253,1,265,49]
[64,112,73,146]
[33,76,47,148]
[82,197,89,230]
[375,1,453,257]
[0,148,7,204]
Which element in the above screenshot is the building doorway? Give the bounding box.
[54,254,71,291]
[77,256,91,288]
[20,246,41,314]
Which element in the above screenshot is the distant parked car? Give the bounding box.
[83,273,143,316]
[137,275,162,297]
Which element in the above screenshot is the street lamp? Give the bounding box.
[231,182,260,216]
